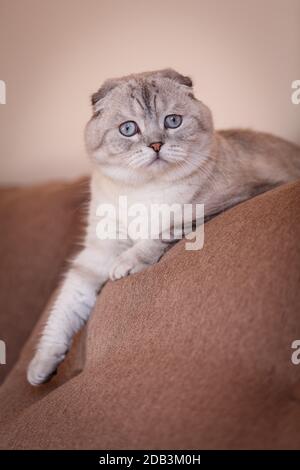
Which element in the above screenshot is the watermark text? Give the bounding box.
[0,340,6,365]
[96,197,204,250]
[291,80,300,105]
[0,80,6,104]
[291,340,300,365]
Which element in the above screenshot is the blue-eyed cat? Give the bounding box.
[27,69,300,385]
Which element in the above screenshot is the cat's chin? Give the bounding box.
[95,157,168,182]
[95,158,197,185]
[96,164,158,184]
[146,156,169,171]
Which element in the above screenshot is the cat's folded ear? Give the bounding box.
[91,78,121,107]
[156,68,193,88]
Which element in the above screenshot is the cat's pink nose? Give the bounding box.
[149,142,164,153]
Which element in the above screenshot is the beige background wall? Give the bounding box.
[0,0,299,185]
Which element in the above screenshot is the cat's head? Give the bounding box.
[85,69,214,183]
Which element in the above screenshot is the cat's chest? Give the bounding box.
[95,178,195,207]
[91,174,200,237]
[126,186,181,207]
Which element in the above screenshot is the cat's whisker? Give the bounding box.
[128,156,154,169]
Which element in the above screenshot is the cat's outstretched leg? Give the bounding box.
[27,243,123,385]
[27,267,99,385]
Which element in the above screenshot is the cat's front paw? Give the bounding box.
[109,254,149,281]
[27,344,67,386]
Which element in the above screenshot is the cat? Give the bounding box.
[27,68,300,385]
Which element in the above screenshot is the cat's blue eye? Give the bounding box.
[164,114,183,129]
[119,121,139,137]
